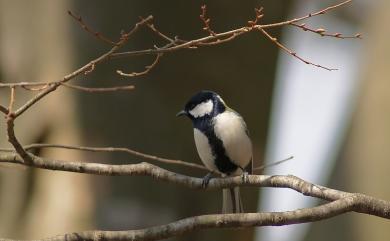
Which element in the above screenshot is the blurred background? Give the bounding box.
[0,0,389,240]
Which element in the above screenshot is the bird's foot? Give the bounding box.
[240,169,249,184]
[202,172,214,188]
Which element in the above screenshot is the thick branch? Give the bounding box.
[0,151,389,220]
[0,197,376,241]
[0,151,389,240]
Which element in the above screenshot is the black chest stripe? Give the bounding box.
[194,119,238,175]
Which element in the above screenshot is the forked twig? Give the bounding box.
[117,53,162,77]
[68,10,117,45]
[290,23,362,39]
[258,27,337,71]
[200,5,216,36]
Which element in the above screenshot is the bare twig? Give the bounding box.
[0,104,7,115]
[0,0,358,92]
[290,23,362,39]
[248,7,264,28]
[13,15,153,118]
[0,143,208,171]
[258,27,337,71]
[7,87,15,117]
[0,145,292,173]
[257,0,352,29]
[5,118,32,163]
[20,84,50,91]
[117,53,162,77]
[0,82,49,88]
[200,5,216,36]
[253,156,293,172]
[111,0,356,60]
[62,83,135,92]
[141,17,176,44]
[68,10,117,45]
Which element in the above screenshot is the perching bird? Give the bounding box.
[177,90,252,213]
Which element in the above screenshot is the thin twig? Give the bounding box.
[0,143,208,171]
[62,83,135,92]
[141,16,176,44]
[257,0,352,29]
[20,84,50,91]
[0,104,8,114]
[258,27,337,71]
[7,87,15,116]
[0,82,50,88]
[111,0,356,60]
[117,53,162,77]
[290,23,362,39]
[13,15,153,118]
[253,156,293,172]
[5,118,32,163]
[200,5,216,36]
[68,10,117,45]
[248,7,264,28]
[0,0,358,90]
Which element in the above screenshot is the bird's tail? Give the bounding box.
[222,187,243,213]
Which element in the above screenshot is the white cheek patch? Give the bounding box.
[189,100,213,118]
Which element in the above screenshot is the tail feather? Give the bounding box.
[222,187,243,213]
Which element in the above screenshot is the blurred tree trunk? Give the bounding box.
[341,1,390,240]
[303,2,390,241]
[0,0,93,239]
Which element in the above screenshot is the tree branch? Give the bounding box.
[0,151,389,218]
[0,196,380,241]
[61,83,135,93]
[12,15,153,118]
[0,151,389,241]
[0,143,208,171]
[0,104,7,114]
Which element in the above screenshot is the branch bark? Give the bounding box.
[0,151,389,241]
[0,197,377,241]
[0,152,389,219]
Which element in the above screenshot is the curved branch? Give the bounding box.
[0,151,389,220]
[110,0,356,60]
[0,196,376,241]
[0,143,208,171]
[61,83,135,92]
[12,15,153,118]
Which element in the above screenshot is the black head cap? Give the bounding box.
[177,90,226,120]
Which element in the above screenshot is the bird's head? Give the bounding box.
[176,90,227,121]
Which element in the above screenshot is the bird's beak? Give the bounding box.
[176,110,187,117]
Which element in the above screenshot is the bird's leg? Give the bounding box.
[239,167,249,183]
[202,172,214,188]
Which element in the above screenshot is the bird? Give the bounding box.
[177,90,252,213]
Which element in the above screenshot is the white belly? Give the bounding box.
[213,111,252,168]
[193,128,218,172]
